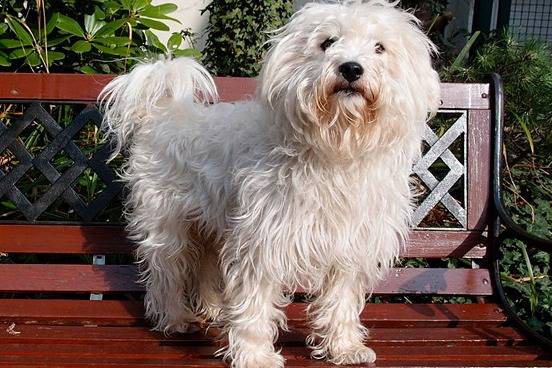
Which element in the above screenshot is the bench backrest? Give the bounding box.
[0,73,492,303]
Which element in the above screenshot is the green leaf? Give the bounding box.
[451,31,480,70]
[9,47,32,59]
[46,13,59,35]
[0,54,10,67]
[47,35,72,46]
[48,51,65,61]
[132,0,150,11]
[27,51,41,66]
[84,14,106,36]
[92,43,130,56]
[140,5,180,22]
[139,17,170,31]
[80,65,98,74]
[167,33,181,50]
[94,6,106,20]
[56,14,84,37]
[143,29,166,52]
[95,19,128,37]
[94,36,132,46]
[6,17,34,46]
[156,3,178,14]
[71,40,92,53]
[0,39,27,49]
[172,48,201,59]
[0,23,8,35]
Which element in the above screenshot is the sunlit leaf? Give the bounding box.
[80,65,98,74]
[9,47,32,59]
[0,39,27,49]
[56,14,84,37]
[140,5,180,23]
[167,33,181,50]
[95,19,128,37]
[93,43,130,56]
[172,48,201,59]
[72,40,92,53]
[139,18,170,31]
[6,17,34,45]
[84,14,106,36]
[143,29,166,52]
[0,54,10,67]
[27,51,41,66]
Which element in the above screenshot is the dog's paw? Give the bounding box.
[233,351,285,368]
[330,345,376,365]
[164,321,200,334]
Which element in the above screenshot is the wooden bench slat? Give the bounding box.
[0,343,548,365]
[0,224,487,258]
[0,300,507,327]
[0,324,527,346]
[0,265,493,295]
[0,73,490,109]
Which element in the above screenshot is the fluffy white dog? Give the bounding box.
[100,1,440,366]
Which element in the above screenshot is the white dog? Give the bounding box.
[100,1,440,366]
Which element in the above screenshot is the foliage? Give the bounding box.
[443,31,552,341]
[0,0,200,74]
[201,0,293,77]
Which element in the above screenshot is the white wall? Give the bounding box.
[152,0,211,50]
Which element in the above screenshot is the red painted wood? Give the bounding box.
[0,265,493,295]
[0,300,507,327]
[0,224,487,258]
[0,344,547,365]
[0,73,489,109]
[467,109,492,230]
[0,225,130,254]
[0,324,527,346]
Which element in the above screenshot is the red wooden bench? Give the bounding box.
[0,72,550,367]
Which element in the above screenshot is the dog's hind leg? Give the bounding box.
[307,268,376,364]
[196,245,223,322]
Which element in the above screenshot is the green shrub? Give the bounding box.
[201,0,293,77]
[443,31,552,341]
[0,0,200,74]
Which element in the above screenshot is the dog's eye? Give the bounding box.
[375,42,385,54]
[320,37,338,51]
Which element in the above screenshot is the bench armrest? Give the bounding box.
[489,72,552,350]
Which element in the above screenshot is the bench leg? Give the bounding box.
[221,271,288,368]
[307,269,376,364]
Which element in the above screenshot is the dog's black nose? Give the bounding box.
[339,61,364,83]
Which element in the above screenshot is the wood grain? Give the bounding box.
[0,73,489,109]
[0,224,487,258]
[0,300,507,327]
[0,264,493,295]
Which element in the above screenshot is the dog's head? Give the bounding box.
[259,0,440,158]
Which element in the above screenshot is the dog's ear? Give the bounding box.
[395,16,441,121]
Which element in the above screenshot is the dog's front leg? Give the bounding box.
[308,268,376,364]
[221,267,287,368]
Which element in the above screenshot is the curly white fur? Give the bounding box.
[100,1,440,367]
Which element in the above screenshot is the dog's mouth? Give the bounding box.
[332,84,364,97]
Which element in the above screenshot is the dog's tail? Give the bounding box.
[99,57,218,159]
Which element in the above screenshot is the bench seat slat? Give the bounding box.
[0,343,548,366]
[0,225,487,258]
[0,300,507,327]
[0,324,528,346]
[0,265,493,295]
